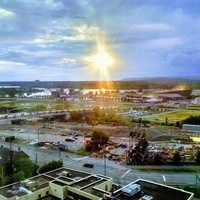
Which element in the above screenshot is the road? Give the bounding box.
[2,141,199,187]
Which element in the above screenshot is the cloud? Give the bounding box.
[144,37,182,49]
[0,8,14,18]
[0,0,199,80]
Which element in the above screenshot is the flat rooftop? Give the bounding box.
[0,167,194,200]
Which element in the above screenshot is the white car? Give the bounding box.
[19,129,26,133]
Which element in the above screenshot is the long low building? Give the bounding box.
[0,167,194,200]
[182,124,200,133]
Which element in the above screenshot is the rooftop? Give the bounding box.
[0,167,194,200]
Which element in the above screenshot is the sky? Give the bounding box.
[0,0,200,81]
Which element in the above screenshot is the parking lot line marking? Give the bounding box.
[163,175,166,182]
[122,169,131,178]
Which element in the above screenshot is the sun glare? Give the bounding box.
[86,44,114,74]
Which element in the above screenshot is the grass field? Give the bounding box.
[191,137,200,142]
[145,110,200,122]
[0,99,120,112]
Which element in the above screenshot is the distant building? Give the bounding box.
[156,90,192,101]
[191,90,200,97]
[0,167,194,200]
[182,124,200,133]
[191,97,200,105]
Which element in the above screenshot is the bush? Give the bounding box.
[38,160,63,174]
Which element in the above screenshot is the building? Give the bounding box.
[191,97,200,105]
[0,167,194,200]
[0,146,29,167]
[182,124,200,133]
[155,90,192,101]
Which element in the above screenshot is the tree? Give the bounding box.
[154,153,162,165]
[85,115,93,125]
[172,151,182,165]
[195,150,200,164]
[70,111,83,121]
[38,160,63,174]
[0,176,11,187]
[12,171,25,183]
[136,138,148,155]
[13,158,38,178]
[93,107,102,118]
[90,130,109,149]
[181,115,200,125]
[7,88,17,98]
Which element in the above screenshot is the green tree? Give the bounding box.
[12,171,25,183]
[13,158,38,178]
[0,176,12,187]
[38,160,63,174]
[172,151,182,165]
[7,88,17,98]
[93,107,102,118]
[90,129,109,149]
[195,150,200,164]
[70,111,83,121]
[85,115,93,125]
[181,115,200,125]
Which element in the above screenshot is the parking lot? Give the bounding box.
[0,123,88,151]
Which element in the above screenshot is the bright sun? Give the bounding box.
[86,44,114,74]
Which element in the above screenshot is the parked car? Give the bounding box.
[83,163,94,168]
[59,144,68,151]
[72,135,78,139]
[65,137,75,142]
[19,129,26,133]
[121,143,127,148]
[61,133,68,136]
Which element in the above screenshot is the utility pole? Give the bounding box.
[196,174,200,196]
[104,154,106,176]
[37,124,40,143]
[35,149,38,164]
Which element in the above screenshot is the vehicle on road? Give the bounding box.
[83,163,94,168]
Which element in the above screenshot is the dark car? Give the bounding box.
[65,137,75,142]
[83,163,94,168]
[59,144,68,151]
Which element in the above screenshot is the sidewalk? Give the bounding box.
[128,164,200,172]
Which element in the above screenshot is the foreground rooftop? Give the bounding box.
[0,167,194,200]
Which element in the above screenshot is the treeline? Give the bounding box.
[0,79,200,90]
[181,115,200,125]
